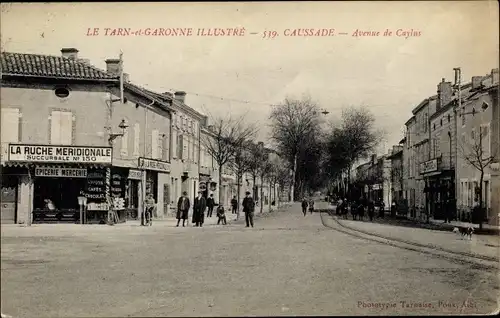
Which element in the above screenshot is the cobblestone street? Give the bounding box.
[1,203,499,317]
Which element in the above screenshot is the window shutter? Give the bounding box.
[1,108,20,143]
[162,133,168,161]
[182,135,188,160]
[121,128,129,157]
[60,111,73,145]
[172,129,177,159]
[178,134,183,159]
[152,129,159,159]
[133,123,140,156]
[50,110,61,144]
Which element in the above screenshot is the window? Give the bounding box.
[177,134,183,160]
[424,113,428,132]
[133,123,140,156]
[152,129,159,159]
[121,126,128,157]
[162,133,169,161]
[50,110,72,145]
[433,123,436,130]
[462,108,466,126]
[1,108,21,143]
[471,129,476,142]
[481,124,490,156]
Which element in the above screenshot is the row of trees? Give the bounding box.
[269,95,383,201]
[200,116,291,219]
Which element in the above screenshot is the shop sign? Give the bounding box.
[8,144,112,164]
[35,167,87,178]
[199,182,207,191]
[128,169,143,180]
[420,159,438,174]
[138,157,171,172]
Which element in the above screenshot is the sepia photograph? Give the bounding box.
[0,1,499,317]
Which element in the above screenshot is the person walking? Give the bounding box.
[144,194,156,226]
[176,191,190,227]
[242,191,255,228]
[301,198,308,216]
[231,196,238,214]
[206,193,215,218]
[367,199,375,222]
[192,191,207,227]
[309,198,315,214]
[378,200,385,218]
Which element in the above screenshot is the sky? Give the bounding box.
[1,1,499,156]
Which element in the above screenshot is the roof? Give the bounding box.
[387,149,403,160]
[1,52,118,80]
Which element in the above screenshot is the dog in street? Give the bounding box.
[452,226,474,240]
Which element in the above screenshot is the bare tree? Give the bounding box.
[230,141,253,219]
[324,107,383,199]
[269,95,321,202]
[459,127,496,229]
[201,115,257,206]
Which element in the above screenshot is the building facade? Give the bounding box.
[0,48,173,224]
[456,69,499,225]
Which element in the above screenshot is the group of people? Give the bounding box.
[301,198,315,216]
[175,191,257,228]
[336,198,384,221]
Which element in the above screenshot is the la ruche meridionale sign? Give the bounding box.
[138,157,170,172]
[8,144,112,164]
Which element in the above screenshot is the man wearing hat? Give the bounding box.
[192,190,207,227]
[242,191,255,228]
[176,191,190,227]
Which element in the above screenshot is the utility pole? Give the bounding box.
[453,67,461,221]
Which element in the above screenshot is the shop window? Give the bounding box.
[1,108,21,143]
[50,110,73,145]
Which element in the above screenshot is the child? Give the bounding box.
[217,206,227,225]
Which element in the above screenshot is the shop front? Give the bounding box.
[6,144,113,224]
[421,158,455,221]
[138,157,171,218]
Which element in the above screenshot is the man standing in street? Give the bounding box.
[206,193,215,218]
[301,198,308,216]
[192,191,207,227]
[231,196,238,214]
[176,191,190,227]
[242,191,255,228]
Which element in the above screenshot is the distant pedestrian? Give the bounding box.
[309,199,314,214]
[192,191,207,227]
[242,191,255,228]
[207,193,215,217]
[357,201,365,220]
[368,200,375,221]
[231,196,238,214]
[301,198,308,216]
[217,206,227,225]
[379,200,385,218]
[391,200,397,218]
[351,202,358,220]
[176,191,190,227]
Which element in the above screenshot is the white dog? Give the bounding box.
[453,226,474,240]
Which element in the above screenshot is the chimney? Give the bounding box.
[61,48,79,60]
[123,73,130,83]
[437,78,453,109]
[492,68,499,85]
[105,59,121,75]
[471,76,483,90]
[174,91,186,103]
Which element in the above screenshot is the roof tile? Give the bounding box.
[1,52,118,80]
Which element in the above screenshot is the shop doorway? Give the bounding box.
[33,177,86,222]
[1,174,17,224]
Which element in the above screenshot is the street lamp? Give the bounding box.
[107,119,129,145]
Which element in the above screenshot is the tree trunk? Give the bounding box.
[218,164,223,206]
[236,173,241,220]
[479,171,484,230]
[260,174,264,213]
[290,154,297,202]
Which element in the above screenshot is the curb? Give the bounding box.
[319,208,498,263]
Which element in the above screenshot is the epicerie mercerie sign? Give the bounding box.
[35,167,87,178]
[8,144,112,164]
[138,157,171,173]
